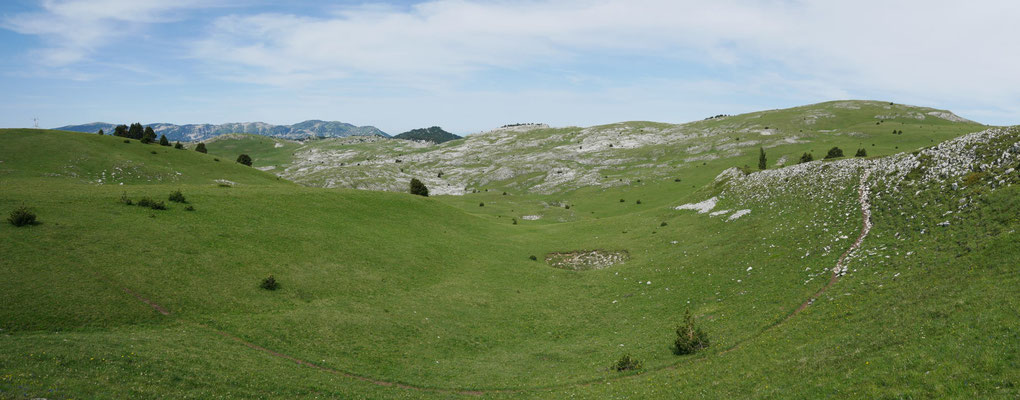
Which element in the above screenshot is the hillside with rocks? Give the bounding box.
[235,101,984,195]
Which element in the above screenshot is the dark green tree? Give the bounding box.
[141,126,156,144]
[113,124,129,137]
[799,152,814,163]
[128,123,144,140]
[195,143,207,154]
[855,148,867,157]
[673,308,709,355]
[409,178,429,197]
[236,154,253,166]
[174,142,183,149]
[758,147,767,170]
[824,147,844,159]
[158,134,170,146]
[97,128,104,135]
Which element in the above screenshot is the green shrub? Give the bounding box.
[612,354,642,371]
[620,199,625,203]
[409,178,429,197]
[824,147,844,159]
[564,204,570,209]
[7,206,37,227]
[195,143,207,153]
[799,152,814,163]
[159,134,170,146]
[137,197,167,210]
[260,275,279,290]
[184,205,195,212]
[236,154,253,166]
[123,139,130,143]
[174,142,183,149]
[636,200,642,204]
[119,192,133,205]
[673,309,710,355]
[512,218,518,225]
[479,202,484,207]
[855,148,868,157]
[660,221,668,227]
[529,255,538,261]
[168,190,187,203]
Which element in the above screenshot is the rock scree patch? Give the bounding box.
[545,250,629,271]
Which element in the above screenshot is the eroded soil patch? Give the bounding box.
[545,250,629,271]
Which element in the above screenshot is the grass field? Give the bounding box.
[1,116,1017,398]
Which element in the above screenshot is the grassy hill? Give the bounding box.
[393,126,462,144]
[204,100,984,198]
[1,112,1017,398]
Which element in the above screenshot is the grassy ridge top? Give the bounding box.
[0,129,287,186]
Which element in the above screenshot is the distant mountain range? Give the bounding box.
[393,126,461,144]
[55,120,390,142]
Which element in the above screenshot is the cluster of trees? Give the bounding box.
[892,129,904,135]
[106,123,176,147]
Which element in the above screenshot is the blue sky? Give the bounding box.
[1,0,1018,135]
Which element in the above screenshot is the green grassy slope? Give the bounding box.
[1,122,1017,398]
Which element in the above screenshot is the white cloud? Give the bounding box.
[2,0,209,65]
[191,0,1020,109]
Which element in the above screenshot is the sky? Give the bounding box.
[0,0,1018,135]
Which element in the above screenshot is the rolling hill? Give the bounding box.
[393,126,462,144]
[203,100,984,197]
[1,102,1017,399]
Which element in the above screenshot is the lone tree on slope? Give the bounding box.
[825,146,844,159]
[409,178,429,197]
[195,143,208,153]
[97,128,104,135]
[158,134,170,146]
[236,154,253,166]
[758,147,767,170]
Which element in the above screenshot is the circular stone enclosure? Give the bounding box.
[545,250,629,271]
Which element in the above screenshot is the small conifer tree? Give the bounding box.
[97,128,104,135]
[236,154,253,166]
[409,178,429,197]
[825,147,844,159]
[195,143,207,154]
[758,147,767,170]
[141,126,157,144]
[174,142,183,149]
[855,148,867,157]
[799,152,814,163]
[673,308,710,355]
[158,134,170,146]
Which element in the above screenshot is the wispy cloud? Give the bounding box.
[2,0,209,66]
[190,0,1020,104]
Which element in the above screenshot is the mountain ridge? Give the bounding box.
[54,120,390,142]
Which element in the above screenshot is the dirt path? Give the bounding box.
[107,171,874,396]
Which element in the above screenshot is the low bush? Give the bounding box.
[137,197,167,210]
[855,148,868,157]
[620,199,625,203]
[612,354,642,371]
[260,275,279,290]
[636,200,642,204]
[8,206,37,227]
[660,221,668,227]
[529,255,537,261]
[479,202,484,207]
[168,190,187,203]
[799,152,814,163]
[236,154,253,166]
[673,309,710,355]
[119,192,133,205]
[184,205,195,212]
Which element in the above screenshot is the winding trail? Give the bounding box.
[109,171,874,396]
